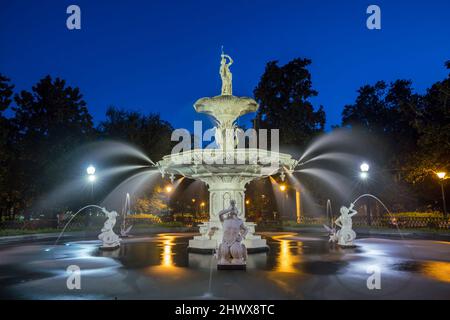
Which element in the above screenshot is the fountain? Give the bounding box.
[120,193,133,237]
[157,51,297,252]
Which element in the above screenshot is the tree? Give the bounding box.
[0,74,15,220]
[341,80,424,211]
[0,74,14,113]
[12,76,94,216]
[341,65,450,212]
[342,80,420,173]
[98,106,173,162]
[254,58,325,149]
[407,61,450,183]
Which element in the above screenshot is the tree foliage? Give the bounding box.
[1,76,94,217]
[98,106,173,162]
[341,62,450,210]
[254,58,325,148]
[407,62,450,182]
[342,80,420,172]
[0,74,15,217]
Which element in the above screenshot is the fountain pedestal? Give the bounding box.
[188,173,268,252]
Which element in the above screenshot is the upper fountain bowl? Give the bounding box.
[194,95,259,126]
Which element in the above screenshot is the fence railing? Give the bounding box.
[297,215,450,230]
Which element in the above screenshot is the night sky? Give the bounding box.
[1,0,449,131]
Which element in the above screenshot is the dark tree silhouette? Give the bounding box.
[342,80,421,173]
[254,58,325,149]
[0,74,16,220]
[11,76,94,215]
[98,106,173,162]
[407,61,450,183]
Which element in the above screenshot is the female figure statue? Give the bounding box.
[220,53,233,95]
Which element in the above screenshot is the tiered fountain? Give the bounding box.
[157,52,297,252]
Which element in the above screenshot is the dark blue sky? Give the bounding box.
[1,0,449,131]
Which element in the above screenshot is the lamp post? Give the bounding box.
[86,165,96,226]
[436,172,448,217]
[360,162,371,225]
[165,185,172,217]
[86,165,96,202]
[279,184,287,220]
[191,198,196,220]
[200,202,205,217]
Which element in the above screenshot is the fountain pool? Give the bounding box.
[1,232,449,299]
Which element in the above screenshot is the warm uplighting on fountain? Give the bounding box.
[436,171,447,180]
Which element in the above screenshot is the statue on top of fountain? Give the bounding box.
[334,202,358,247]
[217,200,248,268]
[220,48,233,96]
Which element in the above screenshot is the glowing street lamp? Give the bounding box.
[436,172,447,180]
[436,171,448,217]
[165,185,173,193]
[360,162,369,172]
[360,162,369,179]
[245,199,250,205]
[86,165,96,176]
[200,201,206,215]
[86,165,96,202]
[360,162,371,224]
[279,184,288,219]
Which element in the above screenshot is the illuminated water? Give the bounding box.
[0,232,449,299]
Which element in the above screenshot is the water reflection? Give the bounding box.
[271,234,303,273]
[2,233,449,299]
[161,235,175,268]
[393,260,450,283]
[104,233,450,287]
[423,261,450,283]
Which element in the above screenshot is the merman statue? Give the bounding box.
[216,200,248,269]
[98,207,121,250]
[334,203,358,247]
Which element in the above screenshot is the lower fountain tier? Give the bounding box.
[156,149,297,254]
[188,221,268,253]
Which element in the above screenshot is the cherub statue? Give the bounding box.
[217,200,248,266]
[220,50,233,95]
[98,207,121,249]
[334,203,358,246]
